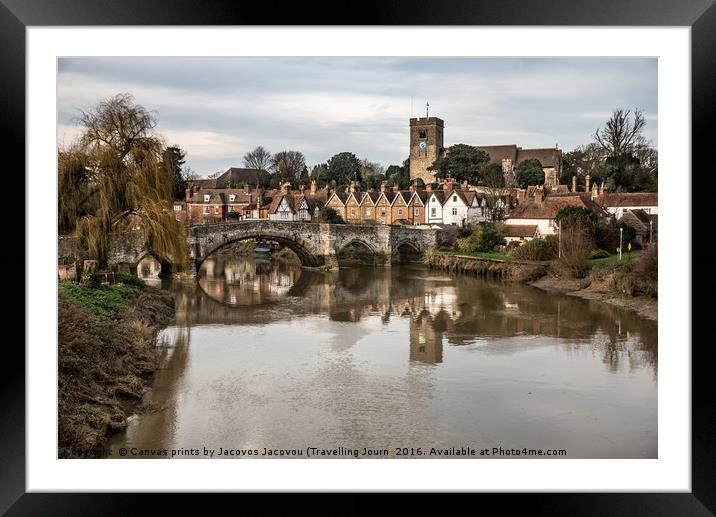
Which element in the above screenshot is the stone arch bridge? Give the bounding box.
[59,221,453,275]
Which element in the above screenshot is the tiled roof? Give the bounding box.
[516,148,562,168]
[502,225,538,238]
[476,145,519,163]
[508,193,607,220]
[598,192,658,207]
[217,167,264,186]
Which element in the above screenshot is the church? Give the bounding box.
[408,114,562,187]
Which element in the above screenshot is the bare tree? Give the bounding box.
[479,162,508,222]
[594,109,646,157]
[271,150,306,184]
[243,145,272,171]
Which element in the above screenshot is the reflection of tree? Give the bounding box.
[178,259,657,376]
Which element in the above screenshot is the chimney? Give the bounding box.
[349,180,356,193]
[310,179,317,195]
[409,182,416,193]
[299,183,305,193]
[392,183,399,192]
[517,189,526,204]
[462,180,468,191]
[244,183,251,194]
[591,182,599,200]
[535,187,544,206]
[185,187,192,202]
[585,174,591,193]
[444,178,454,193]
[380,181,387,193]
[572,175,577,193]
[426,183,433,193]
[599,182,604,197]
[281,182,291,194]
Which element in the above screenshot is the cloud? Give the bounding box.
[57,57,657,176]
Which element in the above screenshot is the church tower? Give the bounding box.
[409,114,444,184]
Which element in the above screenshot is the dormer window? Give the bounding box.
[453,195,457,202]
[229,194,235,202]
[203,194,210,202]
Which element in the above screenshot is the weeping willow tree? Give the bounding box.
[58,93,186,268]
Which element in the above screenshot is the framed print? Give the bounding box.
[3,0,714,513]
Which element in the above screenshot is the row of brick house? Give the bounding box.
[324,178,511,226]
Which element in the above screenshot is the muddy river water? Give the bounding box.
[108,255,657,458]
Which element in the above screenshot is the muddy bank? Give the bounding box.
[58,280,174,458]
[427,252,547,281]
[529,272,657,321]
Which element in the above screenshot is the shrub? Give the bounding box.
[510,238,556,261]
[595,218,636,252]
[457,227,473,238]
[455,233,481,253]
[225,211,242,219]
[589,249,610,260]
[476,223,505,252]
[558,220,593,278]
[116,272,146,288]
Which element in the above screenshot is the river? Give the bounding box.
[108,254,657,458]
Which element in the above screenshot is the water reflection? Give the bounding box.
[110,256,657,458]
[194,255,657,373]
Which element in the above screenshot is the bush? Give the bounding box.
[589,249,610,259]
[476,223,505,252]
[116,272,146,288]
[558,220,593,278]
[510,238,556,261]
[226,211,242,219]
[455,233,481,253]
[457,227,473,238]
[595,218,636,252]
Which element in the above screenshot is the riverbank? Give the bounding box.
[58,278,174,458]
[429,250,657,321]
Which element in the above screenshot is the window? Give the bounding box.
[431,208,436,217]
[281,211,288,219]
[381,208,386,215]
[228,206,234,212]
[204,194,210,202]
[214,206,220,215]
[453,195,457,202]
[452,208,458,216]
[350,208,355,217]
[365,208,371,216]
[414,208,420,216]
[300,209,308,219]
[397,208,403,216]
[229,195,235,202]
[174,205,182,211]
[418,129,427,139]
[203,206,210,214]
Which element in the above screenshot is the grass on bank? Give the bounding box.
[58,276,174,458]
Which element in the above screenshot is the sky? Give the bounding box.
[57,57,657,177]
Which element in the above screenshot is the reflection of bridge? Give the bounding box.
[186,221,449,271]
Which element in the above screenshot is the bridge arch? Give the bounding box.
[197,233,324,269]
[136,253,174,278]
[393,239,424,264]
[336,238,380,266]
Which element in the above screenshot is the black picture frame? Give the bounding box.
[3,0,713,513]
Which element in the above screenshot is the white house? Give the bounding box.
[425,191,446,224]
[441,190,483,226]
[267,194,297,221]
[502,224,540,244]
